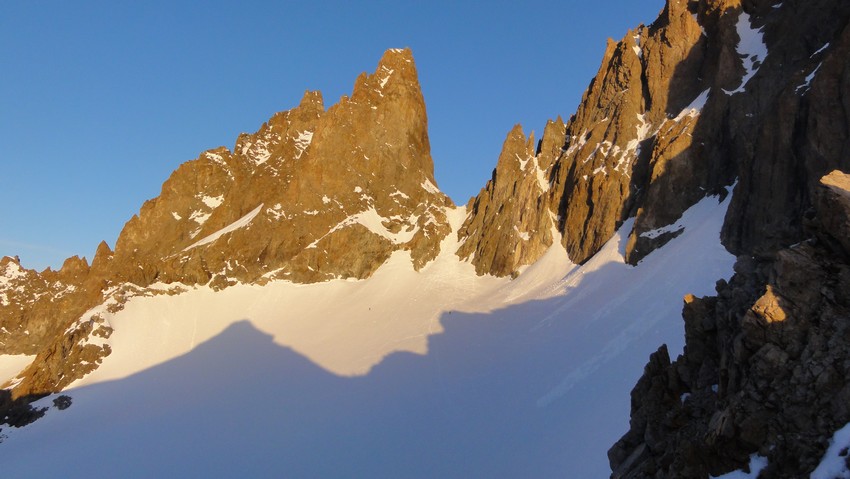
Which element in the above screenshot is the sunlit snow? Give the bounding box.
[0,354,34,386]
[294,131,313,159]
[379,66,394,88]
[421,178,440,195]
[202,151,227,167]
[674,89,710,122]
[0,262,27,307]
[307,208,420,248]
[0,261,26,284]
[201,195,224,209]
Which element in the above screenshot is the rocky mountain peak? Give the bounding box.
[457,122,559,277]
[0,48,453,398]
[459,0,836,275]
[352,47,419,101]
[298,89,324,110]
[457,0,717,274]
[4,2,850,475]
[105,47,450,288]
[90,240,113,273]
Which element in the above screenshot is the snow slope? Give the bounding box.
[0,193,735,478]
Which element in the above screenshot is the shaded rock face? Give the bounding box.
[721,0,850,257]
[0,48,452,398]
[606,0,850,476]
[610,171,850,478]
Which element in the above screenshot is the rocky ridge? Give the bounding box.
[458,0,735,275]
[458,0,848,277]
[0,48,452,404]
[457,121,564,277]
[110,47,452,287]
[455,0,850,475]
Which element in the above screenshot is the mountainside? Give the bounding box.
[111,47,452,287]
[459,0,850,277]
[1,48,452,401]
[2,0,850,477]
[457,1,850,472]
[604,0,850,476]
[458,0,727,275]
[611,172,850,478]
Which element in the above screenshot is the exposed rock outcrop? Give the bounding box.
[2,2,849,474]
[0,255,107,356]
[460,0,849,276]
[610,171,850,477]
[456,120,564,276]
[721,0,850,257]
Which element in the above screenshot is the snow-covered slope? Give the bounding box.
[0,194,735,478]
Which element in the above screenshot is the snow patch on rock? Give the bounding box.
[811,422,850,479]
[723,12,768,95]
[421,179,440,195]
[294,131,313,159]
[184,204,264,251]
[709,453,768,478]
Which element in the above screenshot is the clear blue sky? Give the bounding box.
[1,1,664,271]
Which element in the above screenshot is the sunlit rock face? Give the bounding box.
[458,0,730,274]
[3,1,850,475]
[112,47,452,287]
[457,122,563,277]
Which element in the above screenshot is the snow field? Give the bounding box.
[1,194,736,478]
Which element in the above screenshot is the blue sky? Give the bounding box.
[1,1,664,270]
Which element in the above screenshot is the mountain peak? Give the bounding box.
[107,48,450,286]
[352,47,421,107]
[379,47,414,65]
[298,89,324,110]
